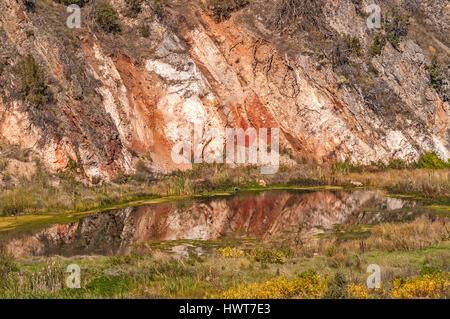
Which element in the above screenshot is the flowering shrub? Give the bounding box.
[291,271,328,298]
[217,247,244,258]
[348,283,370,299]
[219,271,327,299]
[348,283,385,299]
[389,274,449,299]
[248,248,286,264]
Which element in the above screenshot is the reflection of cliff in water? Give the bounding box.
[4,190,423,257]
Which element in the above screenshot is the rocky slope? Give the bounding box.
[0,0,448,182]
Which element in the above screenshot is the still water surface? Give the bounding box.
[3,189,443,258]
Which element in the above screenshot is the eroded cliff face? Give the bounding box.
[0,0,448,181]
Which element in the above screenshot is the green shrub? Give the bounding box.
[387,158,408,170]
[385,7,409,49]
[0,246,16,288]
[124,0,142,18]
[417,152,450,169]
[206,0,250,22]
[419,265,443,276]
[249,248,290,264]
[323,271,348,299]
[343,35,361,55]
[425,56,446,95]
[23,0,36,11]
[94,3,121,33]
[53,0,89,6]
[16,54,51,108]
[25,30,34,38]
[370,33,386,56]
[139,25,150,38]
[153,0,166,15]
[333,160,364,174]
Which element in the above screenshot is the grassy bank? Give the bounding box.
[0,216,448,299]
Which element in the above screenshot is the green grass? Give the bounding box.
[1,242,448,299]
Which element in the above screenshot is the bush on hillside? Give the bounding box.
[16,55,51,108]
[370,33,386,56]
[94,2,121,33]
[53,0,89,6]
[385,7,409,49]
[124,0,142,18]
[425,56,447,97]
[206,0,250,22]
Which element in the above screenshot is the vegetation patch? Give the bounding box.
[94,2,121,33]
[152,0,167,16]
[248,248,293,264]
[0,225,448,298]
[218,271,327,299]
[15,55,51,108]
[0,247,16,288]
[206,0,250,22]
[272,0,325,34]
[384,7,409,49]
[217,247,244,258]
[85,275,132,297]
[323,271,348,299]
[52,0,89,6]
[425,56,447,99]
[124,0,142,18]
[342,35,361,56]
[390,273,448,299]
[370,33,387,56]
[23,0,36,12]
[370,7,409,56]
[139,25,150,38]
[417,152,450,169]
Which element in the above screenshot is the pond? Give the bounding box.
[1,189,445,258]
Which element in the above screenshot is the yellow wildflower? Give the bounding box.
[389,274,449,299]
[217,247,244,258]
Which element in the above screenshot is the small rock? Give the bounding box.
[103,268,121,277]
[350,181,363,187]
